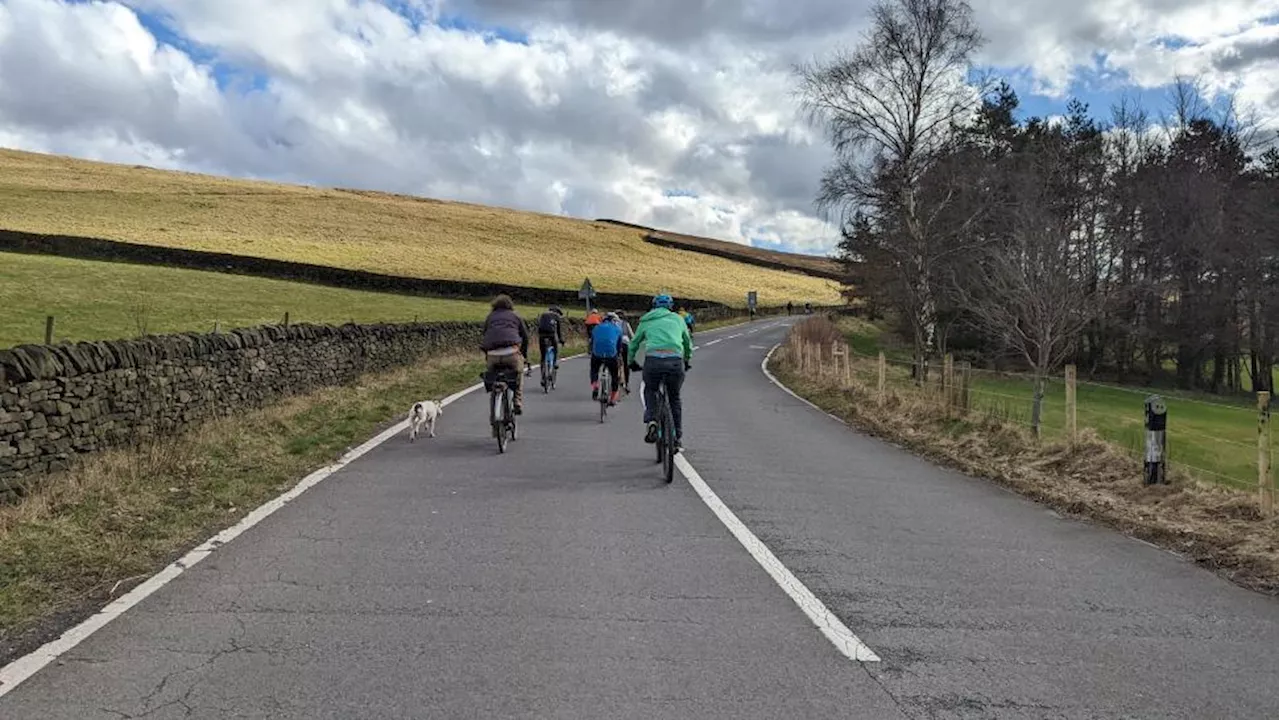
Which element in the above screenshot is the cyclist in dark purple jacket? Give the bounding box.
[481,295,529,414]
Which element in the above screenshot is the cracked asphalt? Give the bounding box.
[1,319,1275,719]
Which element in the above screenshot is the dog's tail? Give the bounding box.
[435,399,444,415]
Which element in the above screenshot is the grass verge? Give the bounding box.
[0,340,587,666]
[836,316,1271,490]
[771,318,1277,595]
[0,251,566,349]
[0,148,841,306]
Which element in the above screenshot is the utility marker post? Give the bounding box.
[1258,391,1273,511]
[1144,395,1167,486]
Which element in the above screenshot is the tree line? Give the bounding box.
[795,0,1278,420]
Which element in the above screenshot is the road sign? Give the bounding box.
[747,291,758,309]
[578,278,596,300]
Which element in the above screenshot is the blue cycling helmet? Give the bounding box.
[652,293,674,309]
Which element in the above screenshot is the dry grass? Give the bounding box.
[0,342,586,663]
[772,317,1278,594]
[0,148,842,306]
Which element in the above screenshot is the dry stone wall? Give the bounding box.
[0,320,565,500]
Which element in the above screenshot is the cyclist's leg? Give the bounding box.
[495,352,523,411]
[619,343,630,389]
[589,355,602,388]
[538,335,551,365]
[641,358,660,441]
[663,359,687,442]
[606,357,621,403]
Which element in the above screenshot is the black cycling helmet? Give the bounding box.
[549,305,564,316]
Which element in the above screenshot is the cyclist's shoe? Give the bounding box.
[591,383,600,400]
[608,390,619,406]
[513,403,524,416]
[674,435,683,453]
[644,421,659,444]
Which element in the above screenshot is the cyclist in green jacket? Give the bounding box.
[627,293,694,450]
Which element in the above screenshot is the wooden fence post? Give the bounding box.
[213,320,220,334]
[960,361,971,411]
[943,353,954,415]
[44,315,54,345]
[1065,364,1078,443]
[877,352,886,405]
[844,343,852,388]
[1258,391,1272,510]
[284,311,290,327]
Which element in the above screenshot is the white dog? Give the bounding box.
[407,399,443,442]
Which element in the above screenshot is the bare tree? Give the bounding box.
[795,0,986,378]
[954,143,1099,436]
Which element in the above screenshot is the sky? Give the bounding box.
[0,0,1275,256]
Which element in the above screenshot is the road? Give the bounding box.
[0,318,1275,719]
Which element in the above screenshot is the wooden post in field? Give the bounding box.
[44,316,54,345]
[1258,391,1273,511]
[1065,364,1078,443]
[960,361,972,411]
[213,320,221,334]
[877,352,886,405]
[943,353,954,415]
[284,311,290,327]
[844,343,852,388]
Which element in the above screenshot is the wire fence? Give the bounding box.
[780,327,1276,497]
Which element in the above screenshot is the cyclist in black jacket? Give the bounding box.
[536,306,566,370]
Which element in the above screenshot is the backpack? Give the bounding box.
[537,312,559,334]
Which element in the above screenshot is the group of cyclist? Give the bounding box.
[479,292,695,450]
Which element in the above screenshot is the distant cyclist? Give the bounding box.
[589,312,624,406]
[584,307,603,342]
[536,305,566,370]
[612,309,635,393]
[480,294,529,415]
[628,294,693,450]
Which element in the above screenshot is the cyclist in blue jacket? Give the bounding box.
[589,314,625,406]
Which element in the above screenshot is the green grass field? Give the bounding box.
[0,252,565,348]
[839,317,1273,490]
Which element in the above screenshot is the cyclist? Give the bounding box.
[584,307,603,342]
[683,307,696,334]
[612,309,635,392]
[627,294,693,450]
[480,294,529,415]
[536,305,566,371]
[589,311,624,406]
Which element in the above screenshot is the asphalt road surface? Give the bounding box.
[1,319,1275,719]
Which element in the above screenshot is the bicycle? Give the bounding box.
[540,345,558,393]
[485,367,519,453]
[638,372,679,484]
[597,362,613,423]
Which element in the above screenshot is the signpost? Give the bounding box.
[578,277,597,313]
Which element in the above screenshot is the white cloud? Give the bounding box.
[0,0,1275,258]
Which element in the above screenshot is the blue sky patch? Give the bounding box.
[434,14,530,45]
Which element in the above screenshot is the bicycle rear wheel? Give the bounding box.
[493,389,507,454]
[505,388,518,441]
[598,371,610,423]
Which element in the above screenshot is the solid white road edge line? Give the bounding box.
[675,454,880,663]
[759,344,853,427]
[0,351,605,698]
